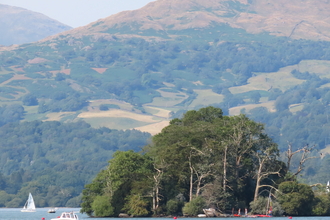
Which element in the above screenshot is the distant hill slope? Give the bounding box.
[58,0,330,41]
[0,4,72,46]
[1,0,330,152]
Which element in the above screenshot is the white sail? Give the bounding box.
[327,181,330,193]
[21,193,36,212]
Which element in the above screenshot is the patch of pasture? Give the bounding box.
[143,106,171,118]
[296,60,330,78]
[24,112,48,122]
[289,103,304,113]
[229,65,305,94]
[321,83,330,88]
[149,89,188,107]
[23,105,39,114]
[0,67,13,75]
[43,112,77,121]
[83,117,151,130]
[134,120,170,135]
[77,109,162,123]
[189,89,224,108]
[229,101,276,115]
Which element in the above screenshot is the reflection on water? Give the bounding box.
[0,208,329,220]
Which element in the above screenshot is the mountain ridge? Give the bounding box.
[0,4,72,46]
[44,0,330,41]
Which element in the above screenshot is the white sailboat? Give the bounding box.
[21,193,36,212]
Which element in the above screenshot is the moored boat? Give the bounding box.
[21,193,36,212]
[51,211,79,220]
[48,208,57,213]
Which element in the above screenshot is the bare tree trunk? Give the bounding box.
[189,153,193,202]
[286,143,318,178]
[254,157,264,201]
[223,145,227,192]
[152,164,164,213]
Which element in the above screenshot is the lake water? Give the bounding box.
[0,208,328,220]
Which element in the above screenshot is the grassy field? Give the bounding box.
[143,106,171,118]
[83,117,151,130]
[134,120,170,135]
[229,101,276,115]
[77,109,161,123]
[229,65,305,94]
[149,88,188,107]
[43,112,77,122]
[296,60,330,78]
[189,89,224,108]
[1,59,330,136]
[289,103,304,113]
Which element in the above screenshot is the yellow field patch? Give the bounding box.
[134,120,170,135]
[77,109,160,123]
[229,101,276,115]
[144,106,171,118]
[189,89,224,108]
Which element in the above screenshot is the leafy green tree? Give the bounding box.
[312,194,330,216]
[166,199,184,215]
[250,91,261,104]
[0,191,12,207]
[80,170,109,216]
[277,181,314,216]
[92,195,115,217]
[124,194,149,217]
[149,106,281,212]
[182,196,206,216]
[99,104,109,111]
[22,94,38,106]
[81,151,154,217]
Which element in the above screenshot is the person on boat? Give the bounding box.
[268,206,273,216]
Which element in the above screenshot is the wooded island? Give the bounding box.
[81,107,326,217]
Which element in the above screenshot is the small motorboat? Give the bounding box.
[48,208,57,213]
[51,211,79,220]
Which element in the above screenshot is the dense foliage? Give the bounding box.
[81,107,286,217]
[0,120,150,207]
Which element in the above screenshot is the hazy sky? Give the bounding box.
[0,0,155,28]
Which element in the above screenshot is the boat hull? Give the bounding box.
[21,209,36,212]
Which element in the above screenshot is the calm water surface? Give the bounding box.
[0,208,328,220]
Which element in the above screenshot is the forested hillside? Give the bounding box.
[1,0,330,207]
[0,120,150,207]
